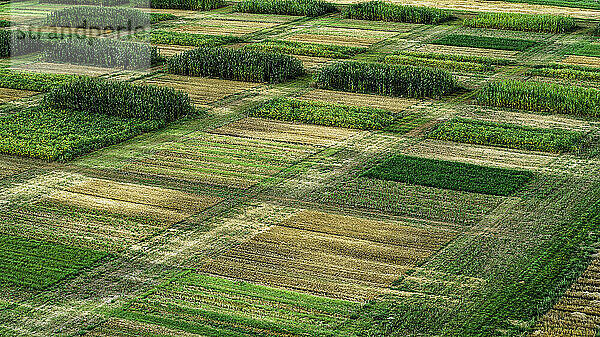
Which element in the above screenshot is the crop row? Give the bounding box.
[46,7,150,31]
[135,30,243,48]
[477,80,600,118]
[167,46,305,83]
[529,65,600,82]
[342,1,451,24]
[429,118,587,153]
[361,154,535,196]
[383,53,493,73]
[394,51,514,66]
[40,0,127,5]
[244,39,366,59]
[432,34,538,51]
[0,70,79,92]
[235,0,337,17]
[315,61,457,98]
[133,0,225,10]
[463,12,576,33]
[248,97,395,130]
[567,42,600,58]
[0,233,107,290]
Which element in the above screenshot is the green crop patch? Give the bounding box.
[40,0,128,5]
[0,107,161,161]
[497,0,600,10]
[432,34,538,51]
[0,234,107,290]
[248,98,395,130]
[429,118,587,153]
[46,7,151,30]
[234,0,338,16]
[477,80,600,118]
[315,61,457,98]
[133,30,243,47]
[0,70,80,92]
[362,154,534,196]
[528,63,600,82]
[133,0,225,10]
[112,272,359,336]
[341,1,451,24]
[244,39,366,58]
[383,53,494,73]
[568,43,600,58]
[463,13,576,33]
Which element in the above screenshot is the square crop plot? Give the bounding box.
[0,174,222,252]
[211,117,361,146]
[0,233,107,291]
[201,210,457,301]
[139,74,259,107]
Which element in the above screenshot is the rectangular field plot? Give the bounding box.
[201,211,456,301]
[532,257,600,337]
[299,89,417,112]
[417,44,519,59]
[122,133,319,189]
[0,176,221,252]
[155,44,195,57]
[0,234,107,290]
[10,62,118,77]
[171,19,279,36]
[139,74,258,107]
[212,117,360,146]
[283,27,396,48]
[561,55,600,68]
[402,140,557,172]
[95,273,360,337]
[0,88,35,104]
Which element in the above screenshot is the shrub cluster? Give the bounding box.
[362,154,534,196]
[244,39,366,58]
[44,77,195,122]
[133,0,225,10]
[429,118,586,153]
[477,80,600,118]
[341,1,451,24]
[463,13,576,33]
[167,46,305,83]
[234,0,338,17]
[45,7,150,30]
[248,98,395,130]
[432,34,537,51]
[43,38,160,69]
[314,61,457,98]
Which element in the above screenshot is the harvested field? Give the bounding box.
[284,33,382,48]
[418,44,520,59]
[330,0,600,19]
[9,62,117,77]
[299,89,417,112]
[139,74,258,107]
[155,44,195,57]
[295,55,332,70]
[561,55,600,68]
[531,255,600,337]
[172,19,279,36]
[211,117,360,146]
[201,210,456,301]
[0,88,36,104]
[401,139,557,172]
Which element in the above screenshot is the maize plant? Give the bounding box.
[234,0,338,17]
[167,46,305,83]
[464,13,576,33]
[342,1,451,24]
[314,61,457,98]
[477,80,600,118]
[46,7,150,30]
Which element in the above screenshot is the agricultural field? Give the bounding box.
[1,0,600,337]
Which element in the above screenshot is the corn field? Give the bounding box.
[234,0,338,17]
[45,6,150,30]
[341,1,451,24]
[133,0,225,10]
[315,61,457,98]
[44,77,195,122]
[40,0,127,6]
[464,13,576,33]
[167,46,305,83]
[477,80,600,118]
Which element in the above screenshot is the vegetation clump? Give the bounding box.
[167,46,305,83]
[432,34,538,51]
[136,30,243,47]
[464,13,576,33]
[315,61,457,98]
[342,1,451,24]
[45,7,150,30]
[234,0,338,17]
